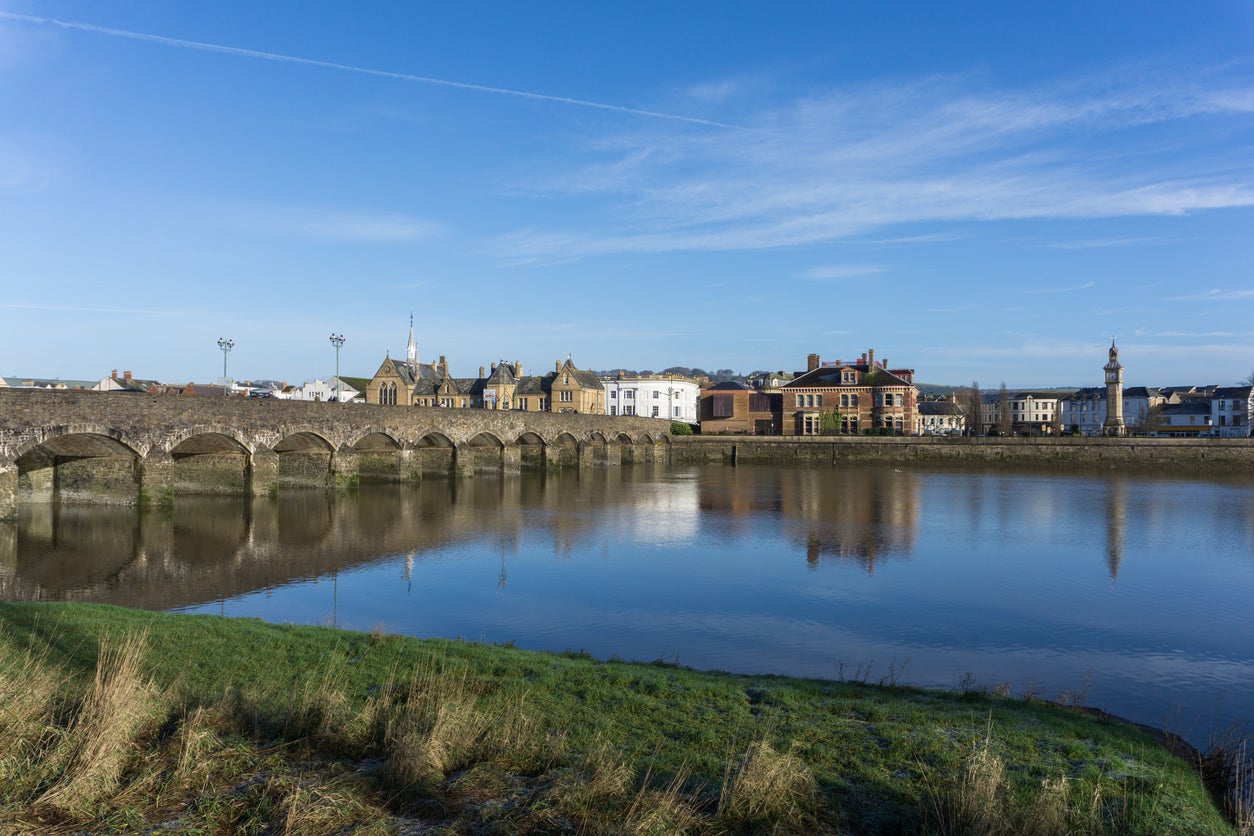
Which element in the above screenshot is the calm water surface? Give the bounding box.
[4,463,1253,747]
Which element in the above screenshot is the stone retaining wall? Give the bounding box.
[670,435,1254,475]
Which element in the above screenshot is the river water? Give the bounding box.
[3,463,1253,748]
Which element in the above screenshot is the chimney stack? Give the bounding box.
[479,365,485,378]
[515,360,523,376]
[123,370,133,380]
[556,360,561,372]
[867,349,875,370]
[807,353,820,372]
[111,369,118,379]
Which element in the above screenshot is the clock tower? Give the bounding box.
[1102,338,1124,436]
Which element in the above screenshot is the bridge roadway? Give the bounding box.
[0,389,671,519]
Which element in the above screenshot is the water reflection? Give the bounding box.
[3,464,1254,748]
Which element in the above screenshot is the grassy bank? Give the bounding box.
[0,602,1241,834]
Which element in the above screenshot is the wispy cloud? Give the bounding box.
[1024,281,1096,294]
[1168,288,1254,301]
[0,11,739,130]
[1134,329,1248,338]
[497,67,1254,261]
[0,302,176,315]
[798,264,886,281]
[1043,236,1160,250]
[236,208,442,242]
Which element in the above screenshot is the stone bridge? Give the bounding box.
[0,389,672,518]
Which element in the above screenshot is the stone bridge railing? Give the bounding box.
[0,389,672,518]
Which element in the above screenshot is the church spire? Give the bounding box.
[406,313,417,372]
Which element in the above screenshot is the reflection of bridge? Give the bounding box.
[0,390,670,518]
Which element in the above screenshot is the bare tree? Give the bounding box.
[997,383,1013,436]
[961,381,984,436]
[1244,370,1254,386]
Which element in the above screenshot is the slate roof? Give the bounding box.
[785,364,914,389]
[705,381,754,391]
[918,401,963,416]
[1212,385,1254,399]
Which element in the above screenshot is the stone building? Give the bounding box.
[365,323,603,413]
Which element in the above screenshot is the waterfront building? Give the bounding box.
[779,349,918,436]
[698,380,780,435]
[1156,401,1213,436]
[287,377,368,402]
[603,374,699,422]
[915,399,965,435]
[1211,385,1254,438]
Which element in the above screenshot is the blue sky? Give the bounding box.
[2,1,1252,388]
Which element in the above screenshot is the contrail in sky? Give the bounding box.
[0,11,739,129]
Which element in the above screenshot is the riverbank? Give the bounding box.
[671,435,1254,476]
[0,602,1237,834]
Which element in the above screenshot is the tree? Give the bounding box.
[962,381,984,436]
[819,410,845,436]
[997,383,1013,437]
[1244,370,1254,386]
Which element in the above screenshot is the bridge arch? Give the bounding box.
[14,428,143,505]
[273,431,335,488]
[350,430,405,482]
[414,431,456,475]
[463,431,506,473]
[516,431,546,468]
[167,430,252,496]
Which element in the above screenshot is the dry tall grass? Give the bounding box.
[0,633,66,787]
[37,631,165,814]
[379,659,489,790]
[718,738,817,832]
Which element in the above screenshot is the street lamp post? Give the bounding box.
[329,334,345,402]
[217,337,234,396]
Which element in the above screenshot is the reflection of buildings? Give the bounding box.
[1105,479,1126,582]
[696,465,920,572]
[0,468,674,610]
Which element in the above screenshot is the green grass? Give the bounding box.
[0,601,1237,834]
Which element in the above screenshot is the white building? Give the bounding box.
[602,375,699,422]
[915,400,965,435]
[1212,386,1254,438]
[286,377,363,403]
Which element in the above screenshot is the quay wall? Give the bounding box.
[670,435,1254,475]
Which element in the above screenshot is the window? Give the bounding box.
[674,406,680,417]
[610,390,617,399]
[625,405,634,416]
[563,374,570,385]
[796,394,803,407]
[815,394,823,407]
[653,391,659,399]
[610,406,617,415]
[519,398,528,411]
[625,390,634,399]
[652,406,659,417]
[560,390,573,402]
[539,398,547,410]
